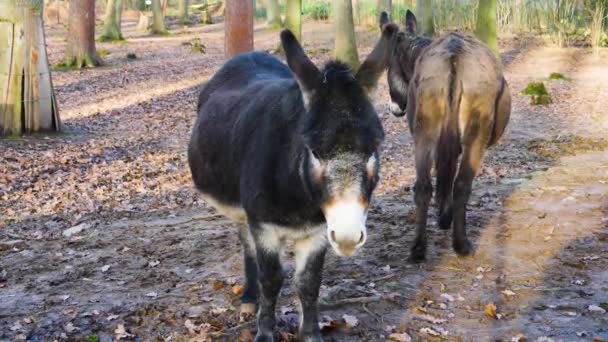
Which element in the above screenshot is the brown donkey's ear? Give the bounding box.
[379,11,390,30]
[356,23,398,95]
[281,29,321,109]
[405,10,418,35]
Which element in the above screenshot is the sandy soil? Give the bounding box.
[1,16,608,342]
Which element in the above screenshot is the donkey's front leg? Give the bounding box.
[294,233,328,341]
[251,223,284,342]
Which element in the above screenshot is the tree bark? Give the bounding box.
[100,0,124,41]
[333,0,360,70]
[264,0,282,29]
[416,0,434,36]
[0,0,60,136]
[178,0,190,24]
[475,0,498,55]
[64,0,101,68]
[285,0,302,41]
[225,0,253,58]
[151,0,167,34]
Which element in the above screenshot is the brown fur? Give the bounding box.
[382,11,511,262]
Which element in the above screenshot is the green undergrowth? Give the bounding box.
[522,81,553,105]
[548,72,571,81]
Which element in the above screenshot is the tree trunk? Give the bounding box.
[333,0,359,70]
[416,0,434,36]
[285,0,302,41]
[151,0,167,34]
[178,0,190,24]
[100,0,124,41]
[137,11,151,32]
[406,0,414,10]
[264,0,282,29]
[353,0,360,25]
[225,0,253,58]
[475,0,498,55]
[64,0,101,68]
[377,0,391,17]
[161,0,168,16]
[0,0,60,136]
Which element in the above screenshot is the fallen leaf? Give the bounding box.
[107,314,119,321]
[485,303,498,319]
[10,321,23,332]
[420,327,441,336]
[115,324,134,340]
[62,223,91,237]
[342,314,359,327]
[412,313,446,324]
[588,305,606,313]
[388,332,412,342]
[213,279,224,290]
[145,291,158,297]
[232,284,244,296]
[148,260,160,267]
[64,322,78,333]
[185,319,197,334]
[101,265,110,273]
[502,289,516,297]
[440,293,454,302]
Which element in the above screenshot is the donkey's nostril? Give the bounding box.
[358,231,365,244]
[330,230,337,242]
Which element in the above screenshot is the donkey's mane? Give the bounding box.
[319,61,356,84]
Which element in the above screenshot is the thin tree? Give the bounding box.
[99,0,124,41]
[475,0,498,55]
[151,0,167,34]
[285,0,302,41]
[264,0,283,29]
[178,0,190,25]
[416,0,434,36]
[225,0,253,57]
[333,0,360,70]
[63,0,101,68]
[0,0,60,135]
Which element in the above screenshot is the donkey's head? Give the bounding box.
[281,25,397,256]
[382,10,431,117]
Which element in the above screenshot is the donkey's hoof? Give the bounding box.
[255,333,274,342]
[408,244,427,263]
[453,239,474,256]
[239,303,256,323]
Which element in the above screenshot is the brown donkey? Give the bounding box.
[381,11,511,262]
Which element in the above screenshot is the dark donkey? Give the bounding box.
[188,25,397,341]
[381,11,511,262]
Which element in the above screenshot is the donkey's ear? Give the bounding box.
[379,11,390,30]
[405,10,418,35]
[281,29,320,109]
[356,23,398,95]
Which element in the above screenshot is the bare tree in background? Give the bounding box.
[476,0,498,55]
[333,0,360,69]
[100,0,124,41]
[264,0,283,29]
[0,0,60,135]
[64,0,101,68]
[285,0,302,41]
[178,0,190,25]
[151,0,167,34]
[416,0,434,36]
[225,0,253,58]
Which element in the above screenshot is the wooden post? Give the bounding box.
[225,0,253,58]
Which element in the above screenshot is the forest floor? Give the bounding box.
[1,16,608,342]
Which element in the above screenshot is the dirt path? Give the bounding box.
[1,20,608,341]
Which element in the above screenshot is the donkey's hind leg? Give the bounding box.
[452,112,491,256]
[238,225,258,319]
[410,131,437,263]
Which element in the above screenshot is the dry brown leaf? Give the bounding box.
[213,279,224,290]
[232,284,245,296]
[115,324,134,340]
[342,314,359,327]
[388,332,412,342]
[485,303,498,319]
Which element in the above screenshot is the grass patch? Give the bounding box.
[98,48,111,57]
[527,135,608,160]
[522,81,553,105]
[85,336,99,342]
[548,72,571,81]
[182,38,206,54]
